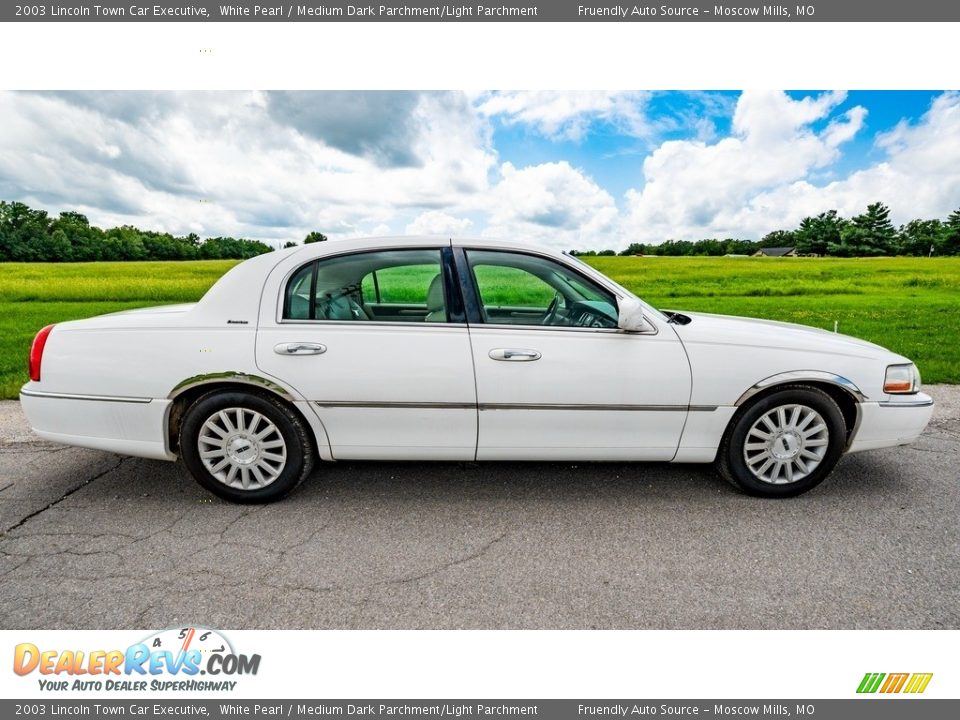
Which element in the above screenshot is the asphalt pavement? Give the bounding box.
[1,387,958,630]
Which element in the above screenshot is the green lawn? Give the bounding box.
[587,256,960,386]
[1,261,237,399]
[2,256,958,399]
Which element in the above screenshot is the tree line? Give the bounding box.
[573,203,960,257]
[4,199,960,262]
[0,201,285,262]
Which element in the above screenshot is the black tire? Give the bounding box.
[179,390,315,503]
[716,384,847,498]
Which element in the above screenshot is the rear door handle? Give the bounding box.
[274,342,327,355]
[489,348,541,361]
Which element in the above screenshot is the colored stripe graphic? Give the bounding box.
[880,673,909,693]
[904,673,934,694]
[857,673,885,693]
[857,672,933,694]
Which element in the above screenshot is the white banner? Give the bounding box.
[3,630,956,699]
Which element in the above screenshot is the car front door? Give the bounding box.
[256,245,477,460]
[458,248,693,461]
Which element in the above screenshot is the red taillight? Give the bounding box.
[29,324,55,382]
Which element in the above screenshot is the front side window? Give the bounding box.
[283,249,449,323]
[466,250,619,328]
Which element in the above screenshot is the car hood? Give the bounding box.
[668,310,902,362]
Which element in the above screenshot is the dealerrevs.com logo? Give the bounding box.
[13,627,260,692]
[857,673,933,694]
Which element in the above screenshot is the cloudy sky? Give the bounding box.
[1,90,958,250]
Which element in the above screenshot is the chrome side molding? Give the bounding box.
[20,388,152,404]
[168,371,295,401]
[877,398,934,408]
[735,370,867,406]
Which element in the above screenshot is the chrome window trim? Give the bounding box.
[275,244,451,325]
[466,322,658,336]
[272,242,661,335]
[277,319,468,328]
[467,323,624,335]
[458,246,660,336]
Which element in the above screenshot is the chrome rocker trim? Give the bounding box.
[20,388,152,404]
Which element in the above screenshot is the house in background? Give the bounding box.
[753,246,798,257]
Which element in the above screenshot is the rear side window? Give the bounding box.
[283,249,450,323]
[284,262,316,320]
[361,264,439,305]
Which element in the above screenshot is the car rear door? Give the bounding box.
[456,247,693,461]
[256,243,477,460]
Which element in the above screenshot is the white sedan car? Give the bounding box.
[20,237,933,502]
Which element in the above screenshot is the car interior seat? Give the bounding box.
[424,274,447,322]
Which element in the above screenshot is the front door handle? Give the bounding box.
[274,342,326,356]
[489,348,541,362]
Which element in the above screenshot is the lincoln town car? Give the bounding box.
[20,237,934,502]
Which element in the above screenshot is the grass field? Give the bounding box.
[1,256,958,398]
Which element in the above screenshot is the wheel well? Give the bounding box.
[167,382,316,456]
[734,381,859,443]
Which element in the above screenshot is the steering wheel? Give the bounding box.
[541,292,562,326]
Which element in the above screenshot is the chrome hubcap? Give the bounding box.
[198,408,287,490]
[743,404,829,485]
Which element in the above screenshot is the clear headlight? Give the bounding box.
[884,363,921,394]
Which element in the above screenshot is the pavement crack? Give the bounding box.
[0,442,72,454]
[215,506,261,544]
[0,554,31,578]
[251,516,337,585]
[0,455,127,536]
[128,509,191,545]
[135,605,155,627]
[389,531,510,586]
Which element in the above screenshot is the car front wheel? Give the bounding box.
[716,385,847,498]
[179,391,314,503]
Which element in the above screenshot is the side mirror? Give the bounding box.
[617,297,655,333]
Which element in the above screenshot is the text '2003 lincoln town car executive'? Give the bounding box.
[21,237,934,502]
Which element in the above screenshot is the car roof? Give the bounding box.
[285,235,565,259]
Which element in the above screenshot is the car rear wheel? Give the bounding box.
[179,391,314,503]
[716,385,847,498]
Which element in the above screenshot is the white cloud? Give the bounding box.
[476,91,652,141]
[405,210,472,236]
[2,90,959,252]
[743,92,960,225]
[0,91,497,245]
[623,90,870,241]
[483,161,619,248]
